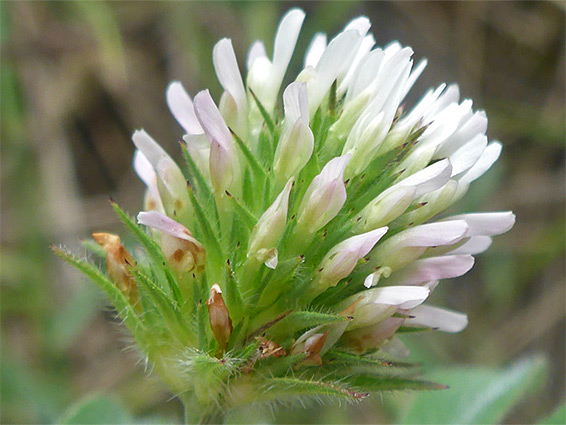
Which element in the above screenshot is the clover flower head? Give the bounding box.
[57,8,515,420]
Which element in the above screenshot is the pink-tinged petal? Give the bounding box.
[193,90,233,148]
[448,236,493,255]
[405,305,468,333]
[137,211,197,242]
[423,280,439,292]
[304,33,327,68]
[369,220,469,275]
[445,212,516,237]
[193,90,239,192]
[317,154,350,183]
[319,227,388,285]
[389,255,475,286]
[166,81,203,135]
[297,155,351,232]
[390,220,470,249]
[458,141,502,185]
[246,40,267,70]
[341,317,404,353]
[213,39,246,111]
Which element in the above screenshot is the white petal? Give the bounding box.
[445,212,516,237]
[166,81,203,134]
[343,16,371,35]
[249,178,293,255]
[132,130,170,169]
[304,33,327,68]
[358,285,430,309]
[398,158,453,197]
[447,134,488,176]
[427,84,460,118]
[131,130,187,198]
[133,149,156,188]
[438,110,488,157]
[390,255,475,285]
[137,210,197,243]
[272,8,306,80]
[406,304,468,333]
[420,102,466,149]
[213,38,246,110]
[458,141,502,185]
[283,82,309,125]
[448,236,493,255]
[402,58,427,99]
[264,250,279,269]
[246,40,267,70]
[337,34,375,97]
[309,30,361,115]
[134,150,164,212]
[348,48,384,101]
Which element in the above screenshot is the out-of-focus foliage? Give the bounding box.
[1,1,564,423]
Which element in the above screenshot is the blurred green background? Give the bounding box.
[1,1,564,423]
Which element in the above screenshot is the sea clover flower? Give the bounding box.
[57,8,515,421]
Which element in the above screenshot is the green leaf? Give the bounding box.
[226,191,257,230]
[344,374,447,392]
[110,202,182,306]
[130,269,194,346]
[81,238,107,259]
[180,140,214,204]
[323,350,398,368]
[187,187,224,263]
[401,356,548,424]
[231,129,268,179]
[539,402,566,425]
[224,260,246,325]
[58,394,133,425]
[249,88,275,135]
[272,310,347,335]
[52,247,144,334]
[257,377,367,403]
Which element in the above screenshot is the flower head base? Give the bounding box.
[59,8,515,420]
